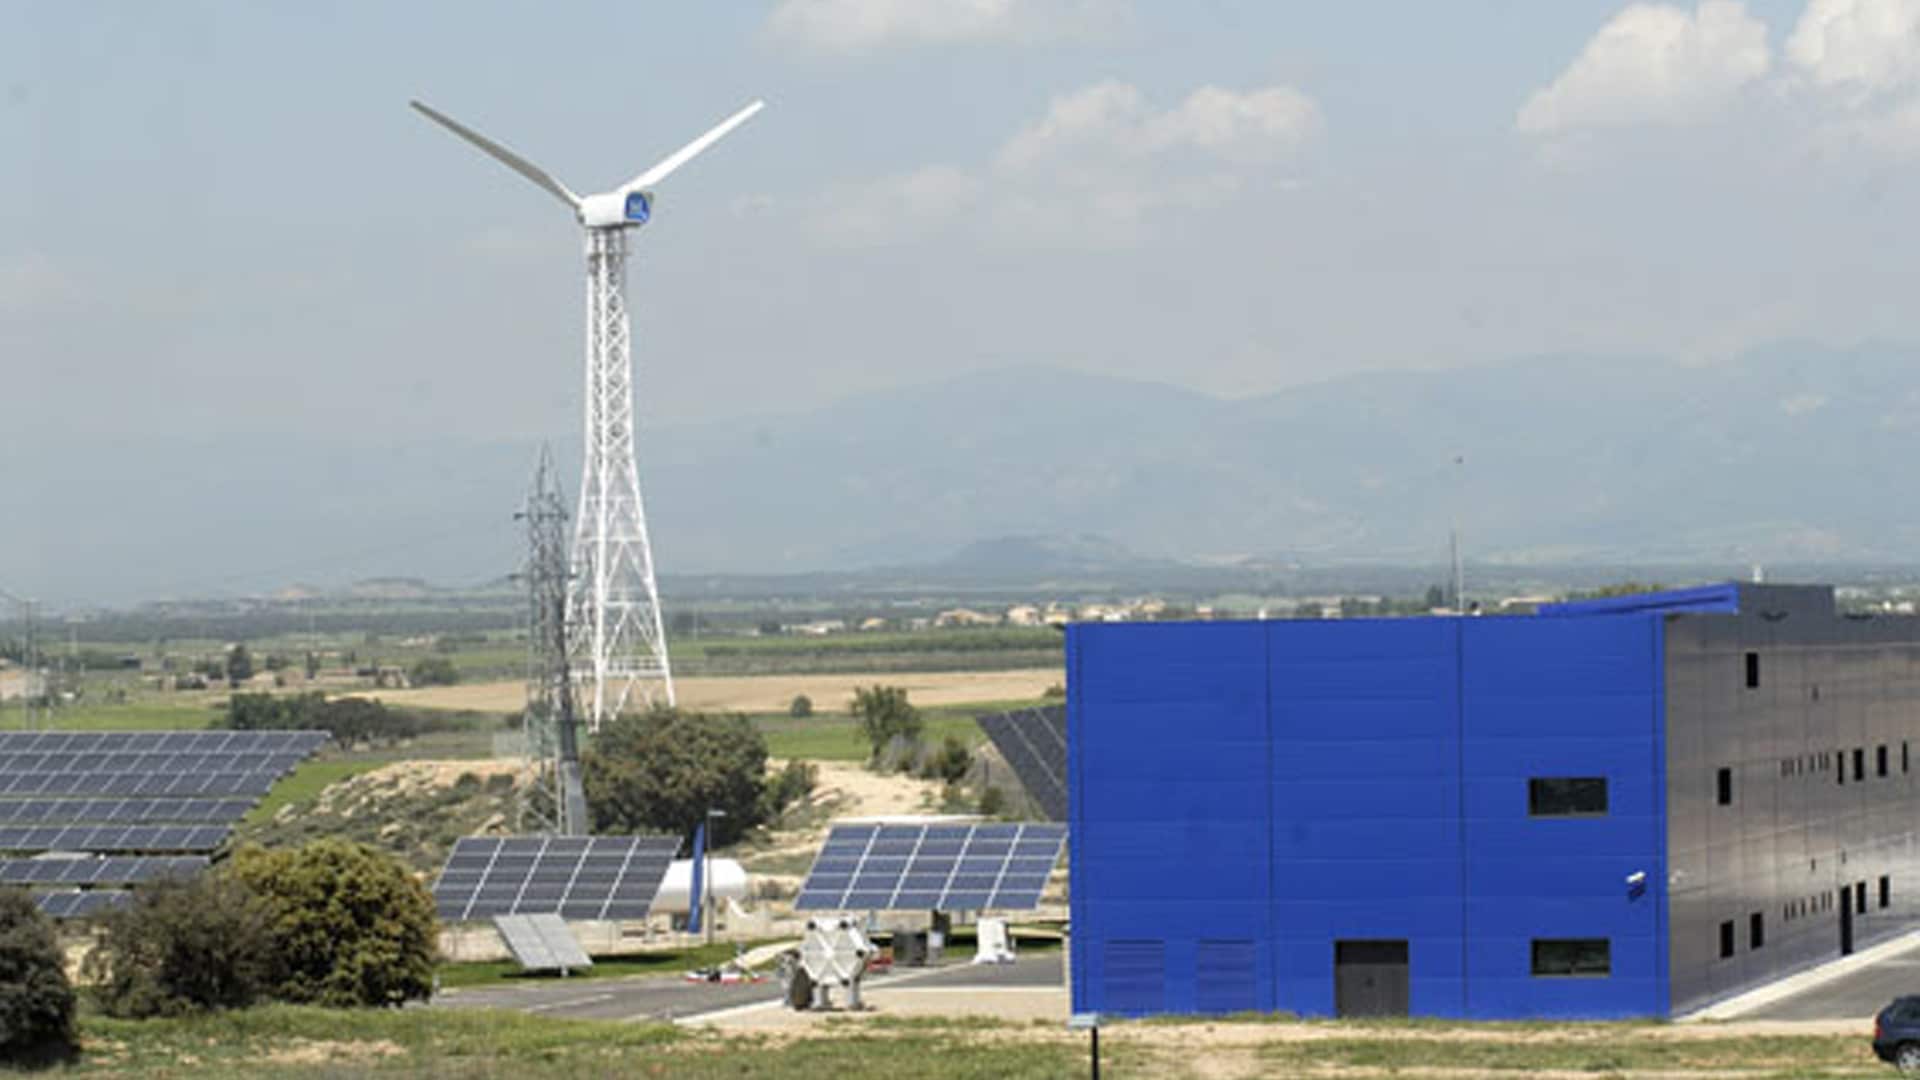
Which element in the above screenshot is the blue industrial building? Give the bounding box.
[1067,584,1920,1019]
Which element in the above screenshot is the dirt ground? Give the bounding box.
[370,668,1063,715]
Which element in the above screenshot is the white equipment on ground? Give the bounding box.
[972,916,1017,965]
[651,858,749,916]
[788,916,875,1011]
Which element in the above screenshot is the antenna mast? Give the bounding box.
[518,447,589,836]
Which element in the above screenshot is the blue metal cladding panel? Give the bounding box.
[1070,622,1271,1016]
[1460,615,1666,1018]
[1072,613,1671,1020]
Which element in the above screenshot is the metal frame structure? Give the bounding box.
[516,446,587,835]
[412,98,764,727]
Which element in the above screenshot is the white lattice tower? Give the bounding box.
[570,227,674,726]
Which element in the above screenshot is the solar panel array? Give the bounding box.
[36,890,132,919]
[976,705,1068,822]
[794,821,1068,912]
[432,835,680,922]
[0,730,329,759]
[0,772,280,797]
[492,912,593,972]
[0,825,231,853]
[0,798,254,824]
[0,856,208,885]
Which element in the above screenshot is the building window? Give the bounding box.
[1882,876,1892,910]
[1529,778,1608,817]
[1855,749,1866,782]
[1532,939,1610,977]
[1858,882,1868,915]
[1879,746,1889,778]
[1716,768,1733,806]
[1750,912,1764,950]
[1719,921,1735,959]
[1905,742,1910,774]
[1839,750,1847,786]
[1745,652,1760,688]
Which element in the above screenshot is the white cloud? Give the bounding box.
[1787,0,1920,101]
[807,81,1319,248]
[765,0,1124,53]
[1517,0,1771,135]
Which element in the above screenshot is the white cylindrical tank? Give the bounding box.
[652,857,749,915]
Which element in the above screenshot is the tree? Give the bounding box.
[225,841,437,1008]
[0,888,76,1064]
[583,707,771,845]
[1423,584,1446,611]
[225,643,254,687]
[849,685,922,762]
[789,694,813,718]
[304,651,320,680]
[408,656,459,687]
[83,874,273,1018]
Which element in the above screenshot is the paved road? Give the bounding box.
[431,950,1065,1023]
[1743,944,1920,1021]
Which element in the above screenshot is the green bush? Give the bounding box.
[583,707,770,845]
[222,692,433,745]
[850,685,922,764]
[84,874,273,1018]
[408,656,459,687]
[788,694,813,718]
[760,759,818,819]
[0,888,77,1064]
[226,841,438,1008]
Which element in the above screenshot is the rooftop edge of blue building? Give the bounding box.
[1067,582,1920,1019]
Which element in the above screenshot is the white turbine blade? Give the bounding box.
[619,100,765,195]
[410,100,580,209]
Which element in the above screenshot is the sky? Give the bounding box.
[8,0,1920,603]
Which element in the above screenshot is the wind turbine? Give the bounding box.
[412,97,765,728]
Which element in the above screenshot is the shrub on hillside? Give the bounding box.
[226,840,438,1008]
[849,685,922,764]
[583,707,771,845]
[918,735,973,784]
[84,874,273,1018]
[222,691,429,745]
[0,888,77,1064]
[760,759,818,820]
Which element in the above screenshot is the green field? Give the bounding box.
[49,1005,1891,1078]
[755,702,1024,762]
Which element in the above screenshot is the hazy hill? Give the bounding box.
[13,341,1920,605]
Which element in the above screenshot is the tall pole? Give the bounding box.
[569,227,675,730]
[705,807,726,946]
[1450,454,1465,613]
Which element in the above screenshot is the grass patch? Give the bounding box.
[37,699,222,731]
[1254,1031,1879,1076]
[243,758,388,825]
[757,700,1039,762]
[436,938,784,990]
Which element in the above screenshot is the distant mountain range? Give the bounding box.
[13,341,1920,606]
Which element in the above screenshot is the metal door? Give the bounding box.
[1335,940,1409,1018]
[1841,891,1855,956]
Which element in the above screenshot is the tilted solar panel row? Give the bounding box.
[795,821,1068,913]
[0,751,312,775]
[0,731,328,754]
[35,890,133,919]
[0,798,254,825]
[0,855,207,885]
[976,705,1068,823]
[0,824,231,853]
[0,771,278,798]
[432,835,680,922]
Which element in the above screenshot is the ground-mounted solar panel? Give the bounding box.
[976,705,1068,822]
[0,730,328,756]
[431,835,680,922]
[0,855,207,886]
[794,821,1068,913]
[0,824,231,853]
[0,798,254,825]
[35,890,133,919]
[0,771,279,798]
[492,912,592,972]
[0,751,314,775]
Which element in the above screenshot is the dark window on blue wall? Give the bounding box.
[1718,921,1735,959]
[1750,912,1764,950]
[1716,768,1732,806]
[1879,745,1889,778]
[1855,749,1866,782]
[1531,939,1610,977]
[1882,876,1892,909]
[1529,778,1608,817]
[1745,652,1760,688]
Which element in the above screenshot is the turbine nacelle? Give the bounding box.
[578,189,654,229]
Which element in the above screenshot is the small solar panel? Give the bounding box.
[0,824,231,853]
[794,821,1068,912]
[35,890,133,919]
[432,835,680,922]
[0,855,207,886]
[493,912,592,972]
[976,705,1068,822]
